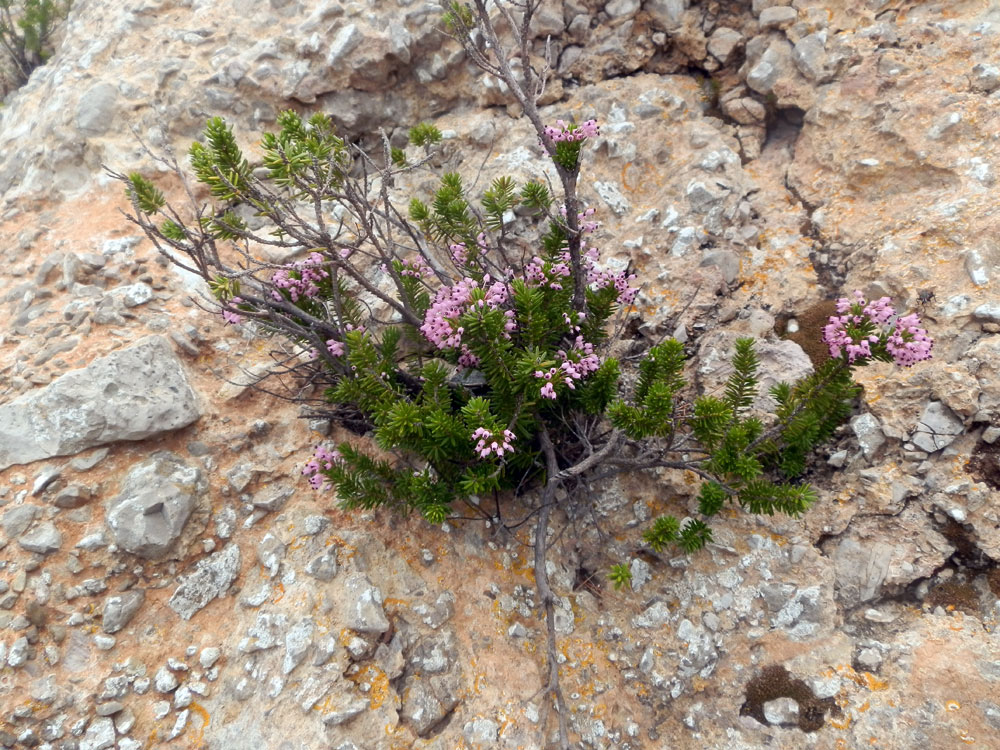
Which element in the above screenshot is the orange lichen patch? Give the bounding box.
[382,597,409,610]
[271,581,285,603]
[347,664,389,709]
[836,665,889,692]
[946,700,961,712]
[858,700,871,712]
[958,729,976,744]
[829,715,852,730]
[188,701,211,745]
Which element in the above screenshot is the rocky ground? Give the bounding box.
[1,0,999,748]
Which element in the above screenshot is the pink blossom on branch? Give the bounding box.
[822,291,933,367]
[302,444,343,490]
[221,297,244,325]
[471,427,516,459]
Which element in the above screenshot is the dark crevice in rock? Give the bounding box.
[763,105,805,153]
[967,437,1000,490]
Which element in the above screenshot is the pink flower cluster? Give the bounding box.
[535,336,601,399]
[525,253,572,290]
[544,119,600,143]
[400,256,431,279]
[472,427,515,459]
[885,313,934,366]
[421,276,515,355]
[822,291,933,366]
[272,252,329,302]
[326,338,345,357]
[222,296,244,325]
[560,205,600,234]
[450,234,489,267]
[302,444,343,489]
[583,246,638,305]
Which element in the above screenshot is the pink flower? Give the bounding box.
[823,292,933,366]
[221,297,244,325]
[302,444,343,490]
[326,339,345,357]
[472,427,515,459]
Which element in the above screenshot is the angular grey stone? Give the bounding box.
[102,590,146,634]
[79,717,116,750]
[605,0,640,18]
[763,696,799,726]
[18,522,61,554]
[463,718,500,745]
[707,27,743,64]
[746,39,794,95]
[167,543,242,620]
[252,486,293,512]
[793,33,828,80]
[973,303,1000,323]
[77,83,118,137]
[911,401,963,452]
[758,5,797,29]
[282,618,314,675]
[256,533,285,577]
[106,452,203,559]
[199,647,221,668]
[971,63,1000,93]
[116,282,154,307]
[340,573,389,635]
[8,636,29,667]
[322,700,367,727]
[592,181,631,216]
[701,250,740,284]
[634,601,671,628]
[31,467,61,495]
[646,0,686,30]
[0,336,201,470]
[327,24,361,66]
[2,504,41,537]
[154,666,179,693]
[851,413,886,459]
[53,484,92,509]
[401,670,462,737]
[305,551,338,582]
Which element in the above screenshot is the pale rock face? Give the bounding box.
[106,452,204,560]
[0,336,201,470]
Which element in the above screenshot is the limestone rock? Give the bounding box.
[106,452,203,559]
[102,590,146,634]
[168,543,242,620]
[17,522,61,554]
[911,401,964,453]
[0,336,201,470]
[340,573,390,635]
[707,27,743,65]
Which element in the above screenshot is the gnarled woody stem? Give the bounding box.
[536,427,572,750]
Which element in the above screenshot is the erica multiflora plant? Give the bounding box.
[111,2,932,746]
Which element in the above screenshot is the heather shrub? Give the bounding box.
[111,2,932,745]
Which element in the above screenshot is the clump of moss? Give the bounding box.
[781,300,836,370]
[925,580,981,616]
[740,664,837,732]
[986,567,1000,599]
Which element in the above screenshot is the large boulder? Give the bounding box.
[106,452,205,560]
[0,335,201,470]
